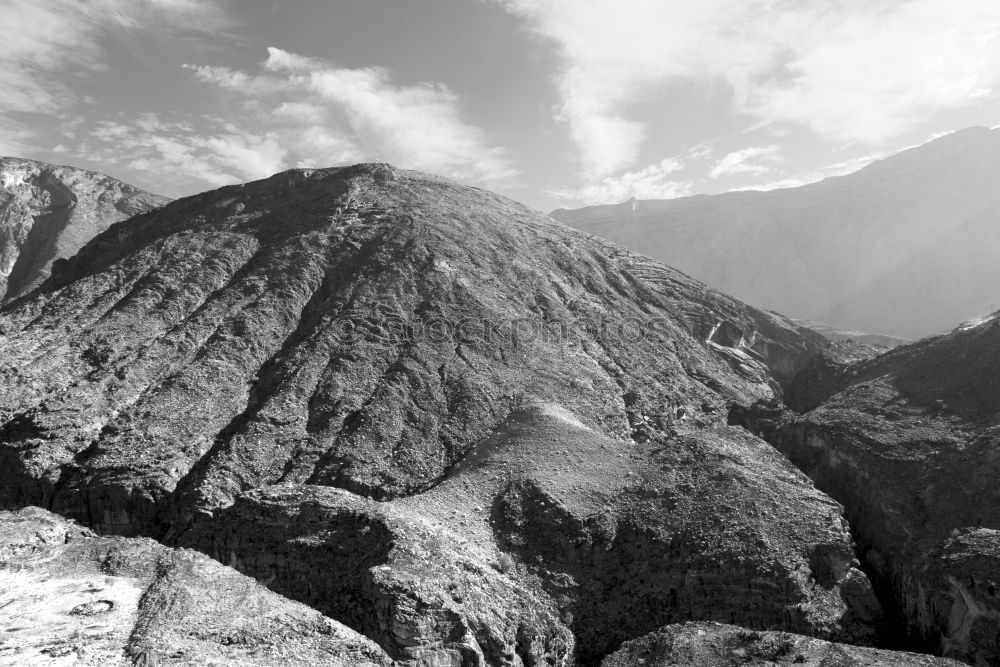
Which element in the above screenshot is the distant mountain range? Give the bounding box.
[552,126,1000,340]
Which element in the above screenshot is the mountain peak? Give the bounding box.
[0,157,169,303]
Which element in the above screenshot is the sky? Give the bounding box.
[2,0,1000,212]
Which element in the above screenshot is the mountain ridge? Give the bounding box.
[0,156,170,304]
[551,126,1000,339]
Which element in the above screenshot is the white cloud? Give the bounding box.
[182,48,516,185]
[550,158,690,205]
[80,113,288,191]
[0,0,228,117]
[710,145,780,179]
[495,0,1000,176]
[734,151,887,191]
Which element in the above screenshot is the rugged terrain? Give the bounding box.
[552,126,1000,339]
[735,313,1000,664]
[0,506,390,666]
[601,622,964,666]
[0,163,895,664]
[182,402,881,664]
[0,163,823,535]
[0,157,168,303]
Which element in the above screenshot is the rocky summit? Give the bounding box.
[737,312,1000,665]
[0,163,900,665]
[0,157,169,304]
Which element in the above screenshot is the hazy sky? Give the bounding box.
[3,0,1000,211]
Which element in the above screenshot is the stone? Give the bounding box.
[601,622,965,666]
[0,506,391,666]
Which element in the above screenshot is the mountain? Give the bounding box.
[551,127,1000,339]
[735,312,1000,664]
[0,163,891,664]
[0,157,169,303]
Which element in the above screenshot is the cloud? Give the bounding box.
[710,145,780,179]
[79,113,288,192]
[182,48,516,185]
[0,0,228,118]
[495,0,1000,176]
[550,158,690,205]
[734,151,887,191]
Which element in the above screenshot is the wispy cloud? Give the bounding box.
[550,157,690,205]
[495,0,1000,179]
[710,145,780,179]
[79,113,288,191]
[182,48,516,186]
[0,0,229,117]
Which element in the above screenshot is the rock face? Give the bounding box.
[764,313,1000,665]
[182,402,881,664]
[0,163,883,664]
[552,126,1000,340]
[0,506,391,666]
[601,622,965,666]
[0,157,169,303]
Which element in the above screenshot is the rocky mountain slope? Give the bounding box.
[552,126,1000,340]
[0,157,169,303]
[736,313,1000,665]
[0,163,896,664]
[602,622,964,666]
[0,506,390,666]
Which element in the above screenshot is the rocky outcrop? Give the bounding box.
[0,157,168,303]
[552,126,1000,339]
[0,506,391,666]
[181,402,881,665]
[769,314,1000,664]
[601,622,964,666]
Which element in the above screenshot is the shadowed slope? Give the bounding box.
[741,314,1000,664]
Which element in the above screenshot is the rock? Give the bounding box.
[182,402,881,665]
[552,126,1000,340]
[773,313,1000,664]
[0,157,169,303]
[0,506,392,666]
[0,163,821,536]
[600,622,965,666]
